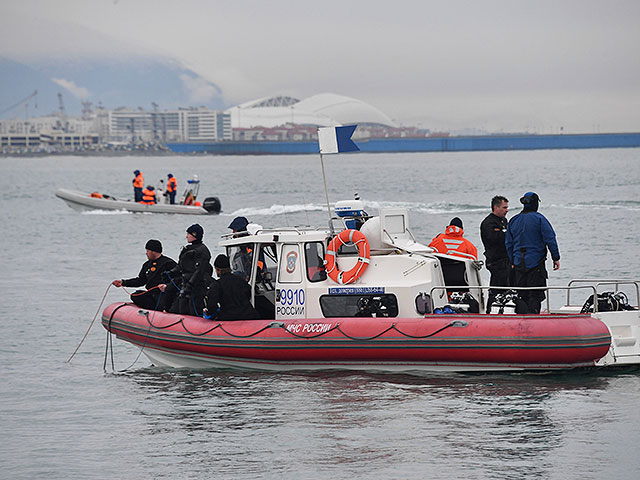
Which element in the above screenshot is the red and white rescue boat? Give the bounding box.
[102,199,640,373]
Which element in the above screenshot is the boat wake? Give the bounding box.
[563,200,640,211]
[365,200,486,214]
[81,209,133,215]
[228,201,486,218]
[228,203,325,217]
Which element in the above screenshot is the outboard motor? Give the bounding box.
[334,194,368,230]
[202,196,222,214]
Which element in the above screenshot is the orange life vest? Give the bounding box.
[140,188,156,205]
[428,226,478,260]
[167,177,177,193]
[133,173,144,189]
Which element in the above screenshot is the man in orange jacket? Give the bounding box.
[132,170,144,202]
[429,217,478,260]
[166,173,177,204]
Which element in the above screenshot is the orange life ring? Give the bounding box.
[325,229,370,285]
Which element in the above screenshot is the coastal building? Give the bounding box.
[0,115,99,151]
[105,107,232,143]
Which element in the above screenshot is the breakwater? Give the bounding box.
[167,132,640,155]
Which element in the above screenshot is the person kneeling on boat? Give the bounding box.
[112,239,177,310]
[140,185,157,205]
[204,254,260,321]
[157,224,212,316]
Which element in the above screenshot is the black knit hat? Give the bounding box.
[187,223,204,240]
[449,217,463,229]
[214,254,230,269]
[145,239,162,253]
[228,216,249,232]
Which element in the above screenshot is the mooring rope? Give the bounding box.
[66,283,113,363]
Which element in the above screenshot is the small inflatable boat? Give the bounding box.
[55,188,221,215]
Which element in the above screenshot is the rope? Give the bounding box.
[281,321,456,341]
[67,283,113,363]
[121,284,161,296]
[103,302,129,372]
[390,321,457,339]
[335,323,397,341]
[117,291,165,372]
[216,322,279,338]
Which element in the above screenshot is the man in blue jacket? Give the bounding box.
[505,192,560,313]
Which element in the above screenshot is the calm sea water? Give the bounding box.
[1,149,640,479]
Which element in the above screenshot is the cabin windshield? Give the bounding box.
[228,243,254,282]
[305,241,327,282]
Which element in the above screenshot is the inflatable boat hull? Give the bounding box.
[102,303,611,373]
[55,189,220,215]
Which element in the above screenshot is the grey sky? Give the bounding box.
[2,0,639,132]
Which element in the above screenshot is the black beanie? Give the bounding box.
[228,216,249,232]
[449,217,463,229]
[187,223,204,240]
[214,254,230,269]
[145,239,162,253]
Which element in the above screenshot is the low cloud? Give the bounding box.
[51,78,90,99]
[179,74,221,105]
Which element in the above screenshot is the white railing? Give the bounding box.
[428,284,600,313]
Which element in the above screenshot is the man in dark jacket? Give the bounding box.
[112,239,177,310]
[480,195,510,311]
[158,224,212,316]
[506,192,560,314]
[205,254,260,321]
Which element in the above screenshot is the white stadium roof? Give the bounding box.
[226,93,395,128]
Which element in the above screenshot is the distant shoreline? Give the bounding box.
[3,132,640,157]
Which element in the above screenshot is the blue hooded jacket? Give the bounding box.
[505,211,560,269]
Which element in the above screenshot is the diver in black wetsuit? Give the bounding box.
[158,224,212,316]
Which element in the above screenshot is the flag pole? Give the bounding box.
[317,124,358,236]
[319,151,334,235]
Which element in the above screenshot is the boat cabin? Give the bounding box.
[219,205,484,321]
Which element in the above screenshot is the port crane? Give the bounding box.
[0,90,38,118]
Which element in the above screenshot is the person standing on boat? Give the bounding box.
[158,224,212,316]
[429,217,478,260]
[112,239,177,310]
[505,192,560,314]
[204,254,260,321]
[132,170,144,202]
[480,195,510,310]
[166,174,177,204]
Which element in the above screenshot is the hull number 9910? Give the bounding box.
[277,288,305,317]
